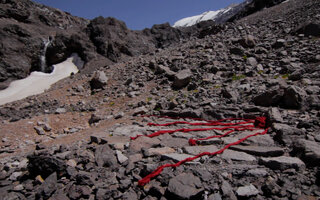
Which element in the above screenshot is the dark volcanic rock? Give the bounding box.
[95,144,117,168]
[28,155,67,179]
[172,69,192,89]
[295,22,320,37]
[291,139,320,166]
[166,173,204,200]
[36,172,58,199]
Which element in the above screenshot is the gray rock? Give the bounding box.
[236,184,259,197]
[282,86,306,109]
[273,39,286,48]
[75,171,95,186]
[116,150,128,164]
[272,123,304,145]
[208,193,222,200]
[269,107,283,122]
[172,69,192,89]
[247,57,258,67]
[95,144,117,168]
[133,106,148,116]
[292,139,320,166]
[162,153,200,163]
[259,156,305,171]
[123,189,138,200]
[221,180,237,200]
[156,64,176,78]
[129,136,161,152]
[229,146,284,157]
[295,22,320,37]
[144,147,176,156]
[37,121,52,131]
[88,113,103,124]
[9,172,23,181]
[90,70,108,90]
[34,126,45,135]
[252,89,282,107]
[37,172,57,199]
[239,35,256,48]
[55,108,66,114]
[183,145,218,155]
[113,125,146,137]
[166,173,203,199]
[221,150,256,162]
[27,155,67,179]
[230,47,244,56]
[246,168,268,177]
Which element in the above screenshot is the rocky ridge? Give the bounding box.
[0,0,320,199]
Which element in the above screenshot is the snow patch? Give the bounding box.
[0,53,81,106]
[173,8,230,27]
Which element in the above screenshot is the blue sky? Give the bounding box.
[33,0,243,30]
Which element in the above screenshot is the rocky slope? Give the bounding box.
[0,0,320,199]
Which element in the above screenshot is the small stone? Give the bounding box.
[36,175,45,183]
[66,159,77,167]
[236,184,259,197]
[9,172,23,181]
[247,57,258,67]
[18,159,28,170]
[246,168,268,177]
[221,180,237,200]
[116,150,128,164]
[13,184,24,191]
[34,126,45,135]
[269,107,283,122]
[55,108,66,114]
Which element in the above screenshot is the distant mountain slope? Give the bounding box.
[173,0,288,27]
[173,1,252,27]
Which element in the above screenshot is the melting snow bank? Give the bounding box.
[0,53,82,106]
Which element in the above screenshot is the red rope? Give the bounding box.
[132,116,268,186]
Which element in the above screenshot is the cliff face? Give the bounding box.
[0,0,292,90]
[0,0,90,88]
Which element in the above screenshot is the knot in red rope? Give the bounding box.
[254,117,267,128]
[188,138,197,146]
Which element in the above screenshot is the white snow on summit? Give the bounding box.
[173,7,232,27]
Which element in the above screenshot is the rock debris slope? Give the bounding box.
[0,0,320,199]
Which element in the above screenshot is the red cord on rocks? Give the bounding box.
[131,116,268,186]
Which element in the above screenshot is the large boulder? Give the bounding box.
[27,155,67,179]
[90,71,108,90]
[295,22,320,37]
[172,69,192,89]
